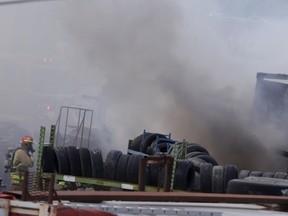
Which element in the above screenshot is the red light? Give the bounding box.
[46,105,51,111]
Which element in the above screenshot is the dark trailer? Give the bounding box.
[253,72,288,127]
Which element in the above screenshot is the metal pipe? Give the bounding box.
[80,110,86,148]
[14,191,288,204]
[55,106,63,146]
[138,157,147,191]
[48,174,55,204]
[63,107,69,146]
[21,171,29,201]
[163,157,173,192]
[87,111,93,148]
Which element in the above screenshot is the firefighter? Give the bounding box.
[10,135,35,190]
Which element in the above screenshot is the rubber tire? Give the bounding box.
[200,163,213,193]
[66,146,82,176]
[115,154,130,182]
[223,165,238,193]
[91,148,104,178]
[177,143,209,159]
[140,133,166,153]
[188,157,207,172]
[274,172,287,179]
[127,154,145,184]
[151,141,173,154]
[186,151,209,159]
[129,134,148,151]
[174,160,195,191]
[238,170,250,179]
[42,146,56,173]
[103,150,122,180]
[53,146,70,175]
[79,147,92,177]
[194,154,218,166]
[147,163,164,187]
[192,171,201,192]
[249,171,262,177]
[186,143,209,154]
[227,177,288,196]
[262,172,275,178]
[211,165,224,193]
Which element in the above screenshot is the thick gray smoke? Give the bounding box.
[61,0,288,171]
[1,0,288,178]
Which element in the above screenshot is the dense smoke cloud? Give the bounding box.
[61,0,288,171]
[1,0,288,179]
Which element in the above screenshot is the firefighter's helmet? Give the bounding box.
[20,135,33,145]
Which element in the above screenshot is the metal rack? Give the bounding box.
[33,124,178,196]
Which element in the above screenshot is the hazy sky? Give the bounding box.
[1,0,288,171]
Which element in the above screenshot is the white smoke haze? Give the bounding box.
[1,0,288,174]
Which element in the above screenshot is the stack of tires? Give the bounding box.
[42,132,288,195]
[198,164,238,193]
[103,150,148,184]
[129,133,239,193]
[104,150,196,191]
[129,133,175,155]
[227,170,288,196]
[42,146,104,179]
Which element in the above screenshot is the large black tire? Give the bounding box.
[150,141,173,154]
[200,163,213,193]
[211,165,224,193]
[223,165,238,193]
[127,154,144,184]
[91,148,104,178]
[249,171,262,177]
[53,146,70,175]
[274,172,287,179]
[42,146,56,173]
[174,160,195,191]
[103,150,122,180]
[140,133,166,153]
[177,143,209,159]
[115,154,130,182]
[147,163,164,187]
[129,134,148,151]
[192,171,201,192]
[186,143,209,154]
[78,147,92,177]
[66,146,82,177]
[188,157,207,172]
[186,151,209,159]
[238,170,250,179]
[262,172,275,178]
[194,154,218,166]
[227,177,288,196]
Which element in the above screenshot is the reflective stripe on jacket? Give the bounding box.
[10,148,33,185]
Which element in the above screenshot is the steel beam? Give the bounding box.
[6,191,288,205]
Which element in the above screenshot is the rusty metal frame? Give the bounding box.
[138,154,174,192]
[20,171,57,204]
[7,190,288,205]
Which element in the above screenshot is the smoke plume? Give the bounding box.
[1,0,288,177]
[58,0,288,172]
